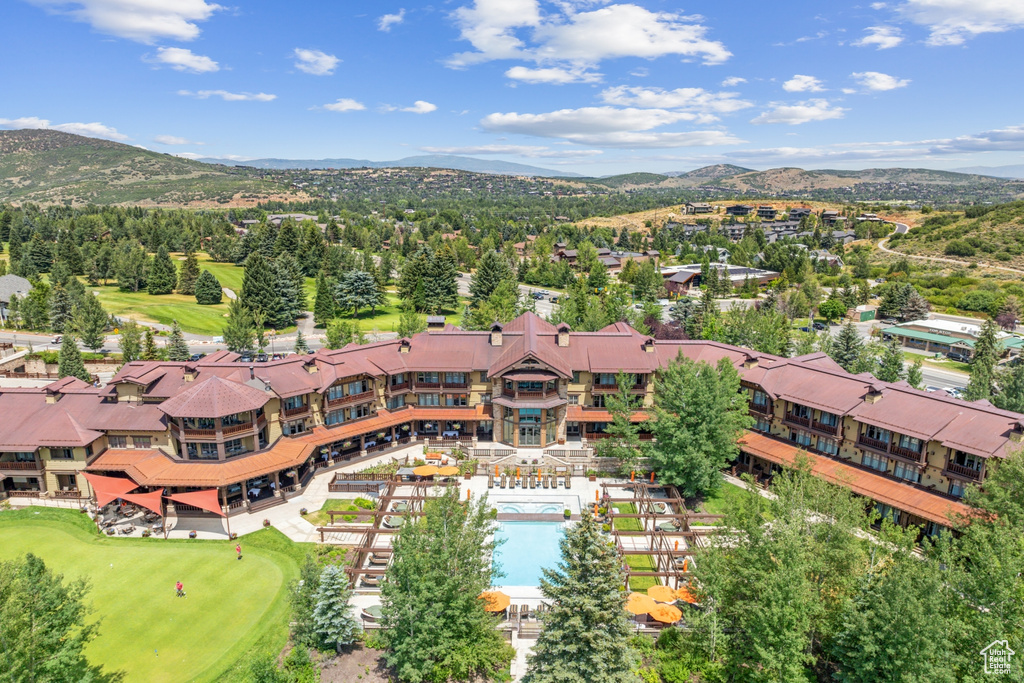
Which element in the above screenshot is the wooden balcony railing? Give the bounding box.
[943,461,983,481]
[784,413,811,428]
[857,435,890,453]
[52,490,83,499]
[889,444,924,462]
[386,382,410,393]
[221,421,255,436]
[749,402,772,415]
[415,381,442,389]
[442,382,469,390]
[811,420,839,436]
[182,427,217,438]
[7,490,42,497]
[326,390,375,408]
[282,404,309,418]
[0,461,43,470]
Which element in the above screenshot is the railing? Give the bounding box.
[221,421,255,436]
[749,402,772,415]
[784,413,811,428]
[7,490,42,497]
[857,435,890,452]
[174,423,217,438]
[332,472,401,483]
[52,490,83,499]
[172,502,208,514]
[326,390,375,408]
[415,381,441,389]
[387,381,410,393]
[889,444,924,462]
[442,382,469,390]
[944,461,983,480]
[811,420,839,436]
[282,404,309,418]
[516,390,547,398]
[227,499,246,510]
[0,461,42,470]
[328,481,382,494]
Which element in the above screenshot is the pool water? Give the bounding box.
[492,522,564,587]
[498,502,563,514]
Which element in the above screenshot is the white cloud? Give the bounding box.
[420,144,603,158]
[178,89,276,101]
[750,99,846,125]
[898,0,1024,45]
[505,65,601,84]
[0,116,128,140]
[721,76,746,86]
[322,98,366,112]
[563,130,745,148]
[402,100,437,114]
[153,134,202,145]
[378,9,406,31]
[871,2,887,9]
[929,124,1024,153]
[851,71,910,91]
[599,86,753,116]
[152,46,218,73]
[293,48,340,76]
[853,25,903,49]
[30,0,222,43]
[782,74,825,93]
[447,0,730,69]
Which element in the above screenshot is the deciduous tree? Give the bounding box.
[73,293,108,351]
[119,320,142,363]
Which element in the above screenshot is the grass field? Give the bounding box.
[0,507,307,683]
[902,351,971,375]
[699,482,748,524]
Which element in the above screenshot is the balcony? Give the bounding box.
[0,460,43,471]
[749,401,772,415]
[501,386,560,400]
[784,413,811,429]
[810,420,839,436]
[442,381,469,390]
[943,461,983,481]
[414,381,441,389]
[386,381,410,394]
[282,404,310,418]
[176,425,218,439]
[889,444,925,463]
[326,390,375,408]
[591,382,647,394]
[221,421,255,436]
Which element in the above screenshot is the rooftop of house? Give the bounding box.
[0,274,32,304]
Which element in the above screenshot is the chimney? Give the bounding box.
[865,382,885,404]
[183,363,197,382]
[249,365,255,380]
[399,339,411,354]
[642,338,655,353]
[742,354,759,369]
[1012,419,1024,443]
[304,359,318,373]
[557,323,570,347]
[490,322,503,347]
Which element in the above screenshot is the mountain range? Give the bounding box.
[196,154,582,177]
[951,164,1024,179]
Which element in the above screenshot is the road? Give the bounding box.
[919,365,969,390]
[879,223,1024,276]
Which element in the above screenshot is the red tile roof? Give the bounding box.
[157,376,269,419]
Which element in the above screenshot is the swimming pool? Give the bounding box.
[492,521,564,587]
[496,502,564,514]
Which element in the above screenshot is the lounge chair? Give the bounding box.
[508,604,518,622]
[542,475,549,489]
[500,474,506,489]
[652,501,670,515]
[658,520,681,532]
[549,474,555,489]
[488,474,494,489]
[361,575,381,588]
[564,475,571,489]
[520,604,530,620]
[368,553,389,566]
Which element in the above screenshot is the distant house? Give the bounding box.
[756,205,777,220]
[810,250,844,268]
[725,204,754,216]
[685,202,713,214]
[821,210,844,226]
[788,207,812,220]
[661,263,778,296]
[696,245,732,261]
[0,274,31,323]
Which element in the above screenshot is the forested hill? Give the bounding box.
[0,129,281,206]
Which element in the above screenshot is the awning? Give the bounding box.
[82,471,139,507]
[566,405,649,423]
[492,396,566,410]
[166,489,224,517]
[503,370,559,382]
[121,488,165,516]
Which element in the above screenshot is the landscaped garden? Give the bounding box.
[0,507,307,682]
[302,497,375,526]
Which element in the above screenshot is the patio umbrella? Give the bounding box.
[413,465,439,476]
[363,604,384,619]
[479,591,511,612]
[649,604,682,624]
[675,586,699,604]
[625,592,657,615]
[437,466,459,476]
[648,585,677,603]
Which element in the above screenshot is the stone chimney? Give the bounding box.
[642,338,655,353]
[490,322,503,347]
[399,339,411,354]
[742,354,759,369]
[557,323,570,347]
[304,359,318,373]
[183,363,197,382]
[865,382,885,404]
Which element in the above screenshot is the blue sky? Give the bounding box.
[3,0,1024,175]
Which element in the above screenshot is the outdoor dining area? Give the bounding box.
[625,584,699,631]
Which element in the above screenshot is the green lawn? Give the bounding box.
[699,482,747,518]
[901,351,971,375]
[0,508,306,683]
[301,497,376,526]
[93,285,232,336]
[625,554,658,592]
[612,503,643,532]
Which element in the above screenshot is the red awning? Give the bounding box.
[83,472,139,507]
[120,488,165,516]
[165,489,225,517]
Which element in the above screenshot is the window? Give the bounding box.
[924,522,945,538]
[282,419,306,436]
[861,451,888,473]
[816,437,839,455]
[12,452,36,462]
[754,418,771,433]
[896,434,921,452]
[108,435,128,449]
[874,503,900,525]
[592,395,607,408]
[572,371,581,383]
[444,394,468,407]
[817,411,839,427]
[386,396,405,410]
[347,379,370,395]
[419,393,440,406]
[444,372,466,384]
[789,430,812,447]
[568,394,580,405]
[50,448,74,460]
[325,409,346,426]
[892,461,921,483]
[132,436,151,449]
[417,372,439,383]
[327,384,345,401]
[390,373,407,386]
[481,393,492,405]
[225,438,246,455]
[752,390,769,407]
[284,395,306,411]
[952,450,983,472]
[790,403,811,419]
[185,417,216,430]
[948,481,966,498]
[596,373,616,385]
[862,424,890,444]
[188,442,218,460]
[349,405,370,420]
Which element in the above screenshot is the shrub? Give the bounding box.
[945,240,976,257]
[354,497,375,510]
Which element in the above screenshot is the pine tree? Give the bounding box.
[119,320,143,363]
[470,249,515,305]
[73,293,108,351]
[194,270,222,305]
[311,565,361,652]
[239,252,280,320]
[900,288,931,321]
[166,321,190,361]
[274,220,301,256]
[294,329,309,354]
[523,513,637,683]
[269,257,302,329]
[177,251,200,295]
[313,273,335,327]
[142,328,159,360]
[147,245,177,295]
[299,223,327,277]
[829,323,865,373]
[378,250,395,286]
[58,334,90,381]
[875,337,906,383]
[906,357,923,389]
[335,271,386,317]
[425,246,459,313]
[48,284,74,334]
[223,299,256,352]
[963,319,1000,401]
[396,304,426,338]
[28,234,53,273]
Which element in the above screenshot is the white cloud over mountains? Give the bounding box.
[293,48,340,76]
[30,0,222,43]
[152,47,218,73]
[420,144,602,158]
[0,115,128,140]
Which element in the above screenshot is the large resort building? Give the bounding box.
[1,312,1020,535]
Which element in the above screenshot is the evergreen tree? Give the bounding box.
[119,320,142,363]
[398,249,430,312]
[523,512,637,683]
[142,328,159,360]
[313,273,335,327]
[17,252,39,280]
[906,357,923,389]
[335,271,386,317]
[194,270,222,305]
[28,234,53,273]
[239,252,280,321]
[900,288,931,321]
[593,371,646,474]
[875,337,906,383]
[269,257,302,329]
[48,283,74,334]
[58,334,90,381]
[396,303,427,339]
[166,321,190,361]
[829,323,865,373]
[647,355,753,498]
[963,319,1000,401]
[470,249,515,305]
[56,229,84,275]
[288,554,322,648]
[299,223,327,277]
[425,246,459,313]
[311,565,361,652]
[274,220,301,256]
[378,250,395,286]
[223,299,256,352]
[278,252,307,311]
[177,251,200,295]
[115,242,148,292]
[73,293,108,351]
[147,245,177,295]
[294,329,309,354]
[19,279,50,330]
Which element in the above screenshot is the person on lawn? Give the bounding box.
[175,581,185,598]
[235,543,242,560]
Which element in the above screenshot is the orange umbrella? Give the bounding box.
[625,592,657,615]
[438,466,459,476]
[413,465,439,476]
[675,586,699,604]
[479,591,511,612]
[649,604,682,624]
[648,585,677,603]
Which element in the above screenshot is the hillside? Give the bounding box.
[667,164,754,180]
[886,202,1024,270]
[0,129,285,206]
[199,154,581,177]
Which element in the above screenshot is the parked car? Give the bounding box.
[238,352,254,363]
[799,326,811,333]
[880,317,898,325]
[188,353,206,362]
[255,353,269,363]
[51,335,63,344]
[549,296,559,303]
[812,322,826,331]
[946,352,971,363]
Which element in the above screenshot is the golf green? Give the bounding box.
[0,508,302,682]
